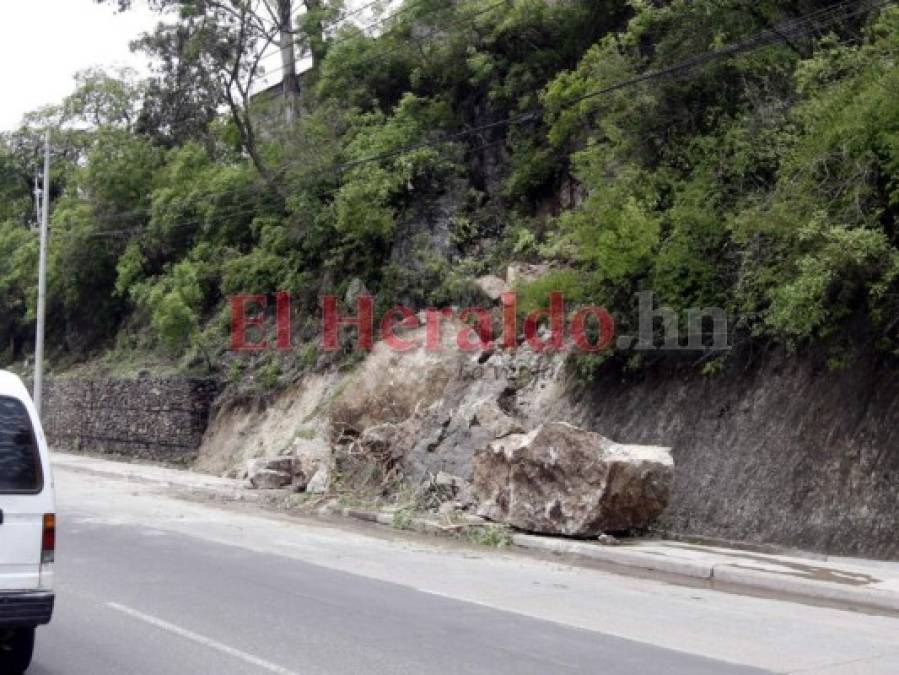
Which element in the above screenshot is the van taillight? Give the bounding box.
[42,513,55,563]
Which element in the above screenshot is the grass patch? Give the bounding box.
[391,508,415,530]
[463,524,514,548]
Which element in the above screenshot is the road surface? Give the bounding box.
[28,466,899,674]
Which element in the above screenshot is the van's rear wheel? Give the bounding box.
[0,627,35,673]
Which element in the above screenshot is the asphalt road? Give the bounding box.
[26,466,899,674]
[31,508,763,674]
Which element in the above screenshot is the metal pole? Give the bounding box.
[33,131,50,417]
[33,171,41,230]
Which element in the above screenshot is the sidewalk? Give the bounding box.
[52,451,899,615]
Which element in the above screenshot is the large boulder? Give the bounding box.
[473,422,673,536]
[326,317,569,484]
[328,320,470,437]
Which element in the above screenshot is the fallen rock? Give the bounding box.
[475,275,510,301]
[344,277,371,307]
[247,457,295,489]
[293,436,331,490]
[328,320,470,437]
[248,468,293,489]
[473,422,673,536]
[469,399,523,439]
[455,481,476,510]
[249,456,294,474]
[433,471,466,489]
[431,471,476,511]
[358,423,404,459]
[306,463,331,494]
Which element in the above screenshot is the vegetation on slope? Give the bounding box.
[0,0,896,379]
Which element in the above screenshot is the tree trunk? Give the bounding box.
[304,0,327,69]
[224,88,285,202]
[277,0,301,112]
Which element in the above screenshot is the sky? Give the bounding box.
[0,0,386,132]
[0,0,159,131]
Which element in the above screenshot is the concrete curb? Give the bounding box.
[511,534,899,614]
[54,456,899,615]
[711,565,899,613]
[511,534,714,580]
[290,507,899,614]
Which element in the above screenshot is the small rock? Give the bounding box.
[434,471,464,489]
[247,457,295,489]
[455,482,477,510]
[306,464,331,494]
[597,534,620,546]
[358,423,407,461]
[315,499,338,516]
[249,468,292,489]
[506,262,551,287]
[248,457,294,475]
[294,436,331,490]
[475,275,510,301]
[345,277,371,307]
[470,399,523,439]
[360,423,400,450]
[432,472,476,510]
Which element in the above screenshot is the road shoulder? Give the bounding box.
[51,450,899,616]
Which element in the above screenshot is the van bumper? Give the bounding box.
[0,591,54,627]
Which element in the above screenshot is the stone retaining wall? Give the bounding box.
[562,351,899,560]
[41,377,218,464]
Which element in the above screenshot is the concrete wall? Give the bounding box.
[36,347,899,559]
[41,377,218,464]
[561,351,899,560]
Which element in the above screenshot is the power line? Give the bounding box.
[330,0,431,35]
[53,0,515,230]
[52,136,513,243]
[331,0,386,26]
[254,0,501,102]
[270,0,889,178]
[331,0,508,69]
[561,0,893,109]
[60,0,886,239]
[324,0,398,30]
[53,127,519,242]
[257,0,433,70]
[55,0,892,242]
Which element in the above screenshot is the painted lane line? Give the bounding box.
[106,602,300,675]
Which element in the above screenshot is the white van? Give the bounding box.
[0,371,55,673]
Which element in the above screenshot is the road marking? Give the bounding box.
[106,602,300,675]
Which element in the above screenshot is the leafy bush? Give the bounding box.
[132,260,204,355]
[3,0,898,373]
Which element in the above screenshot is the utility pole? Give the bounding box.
[33,131,50,418]
[33,170,41,230]
[266,0,300,122]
